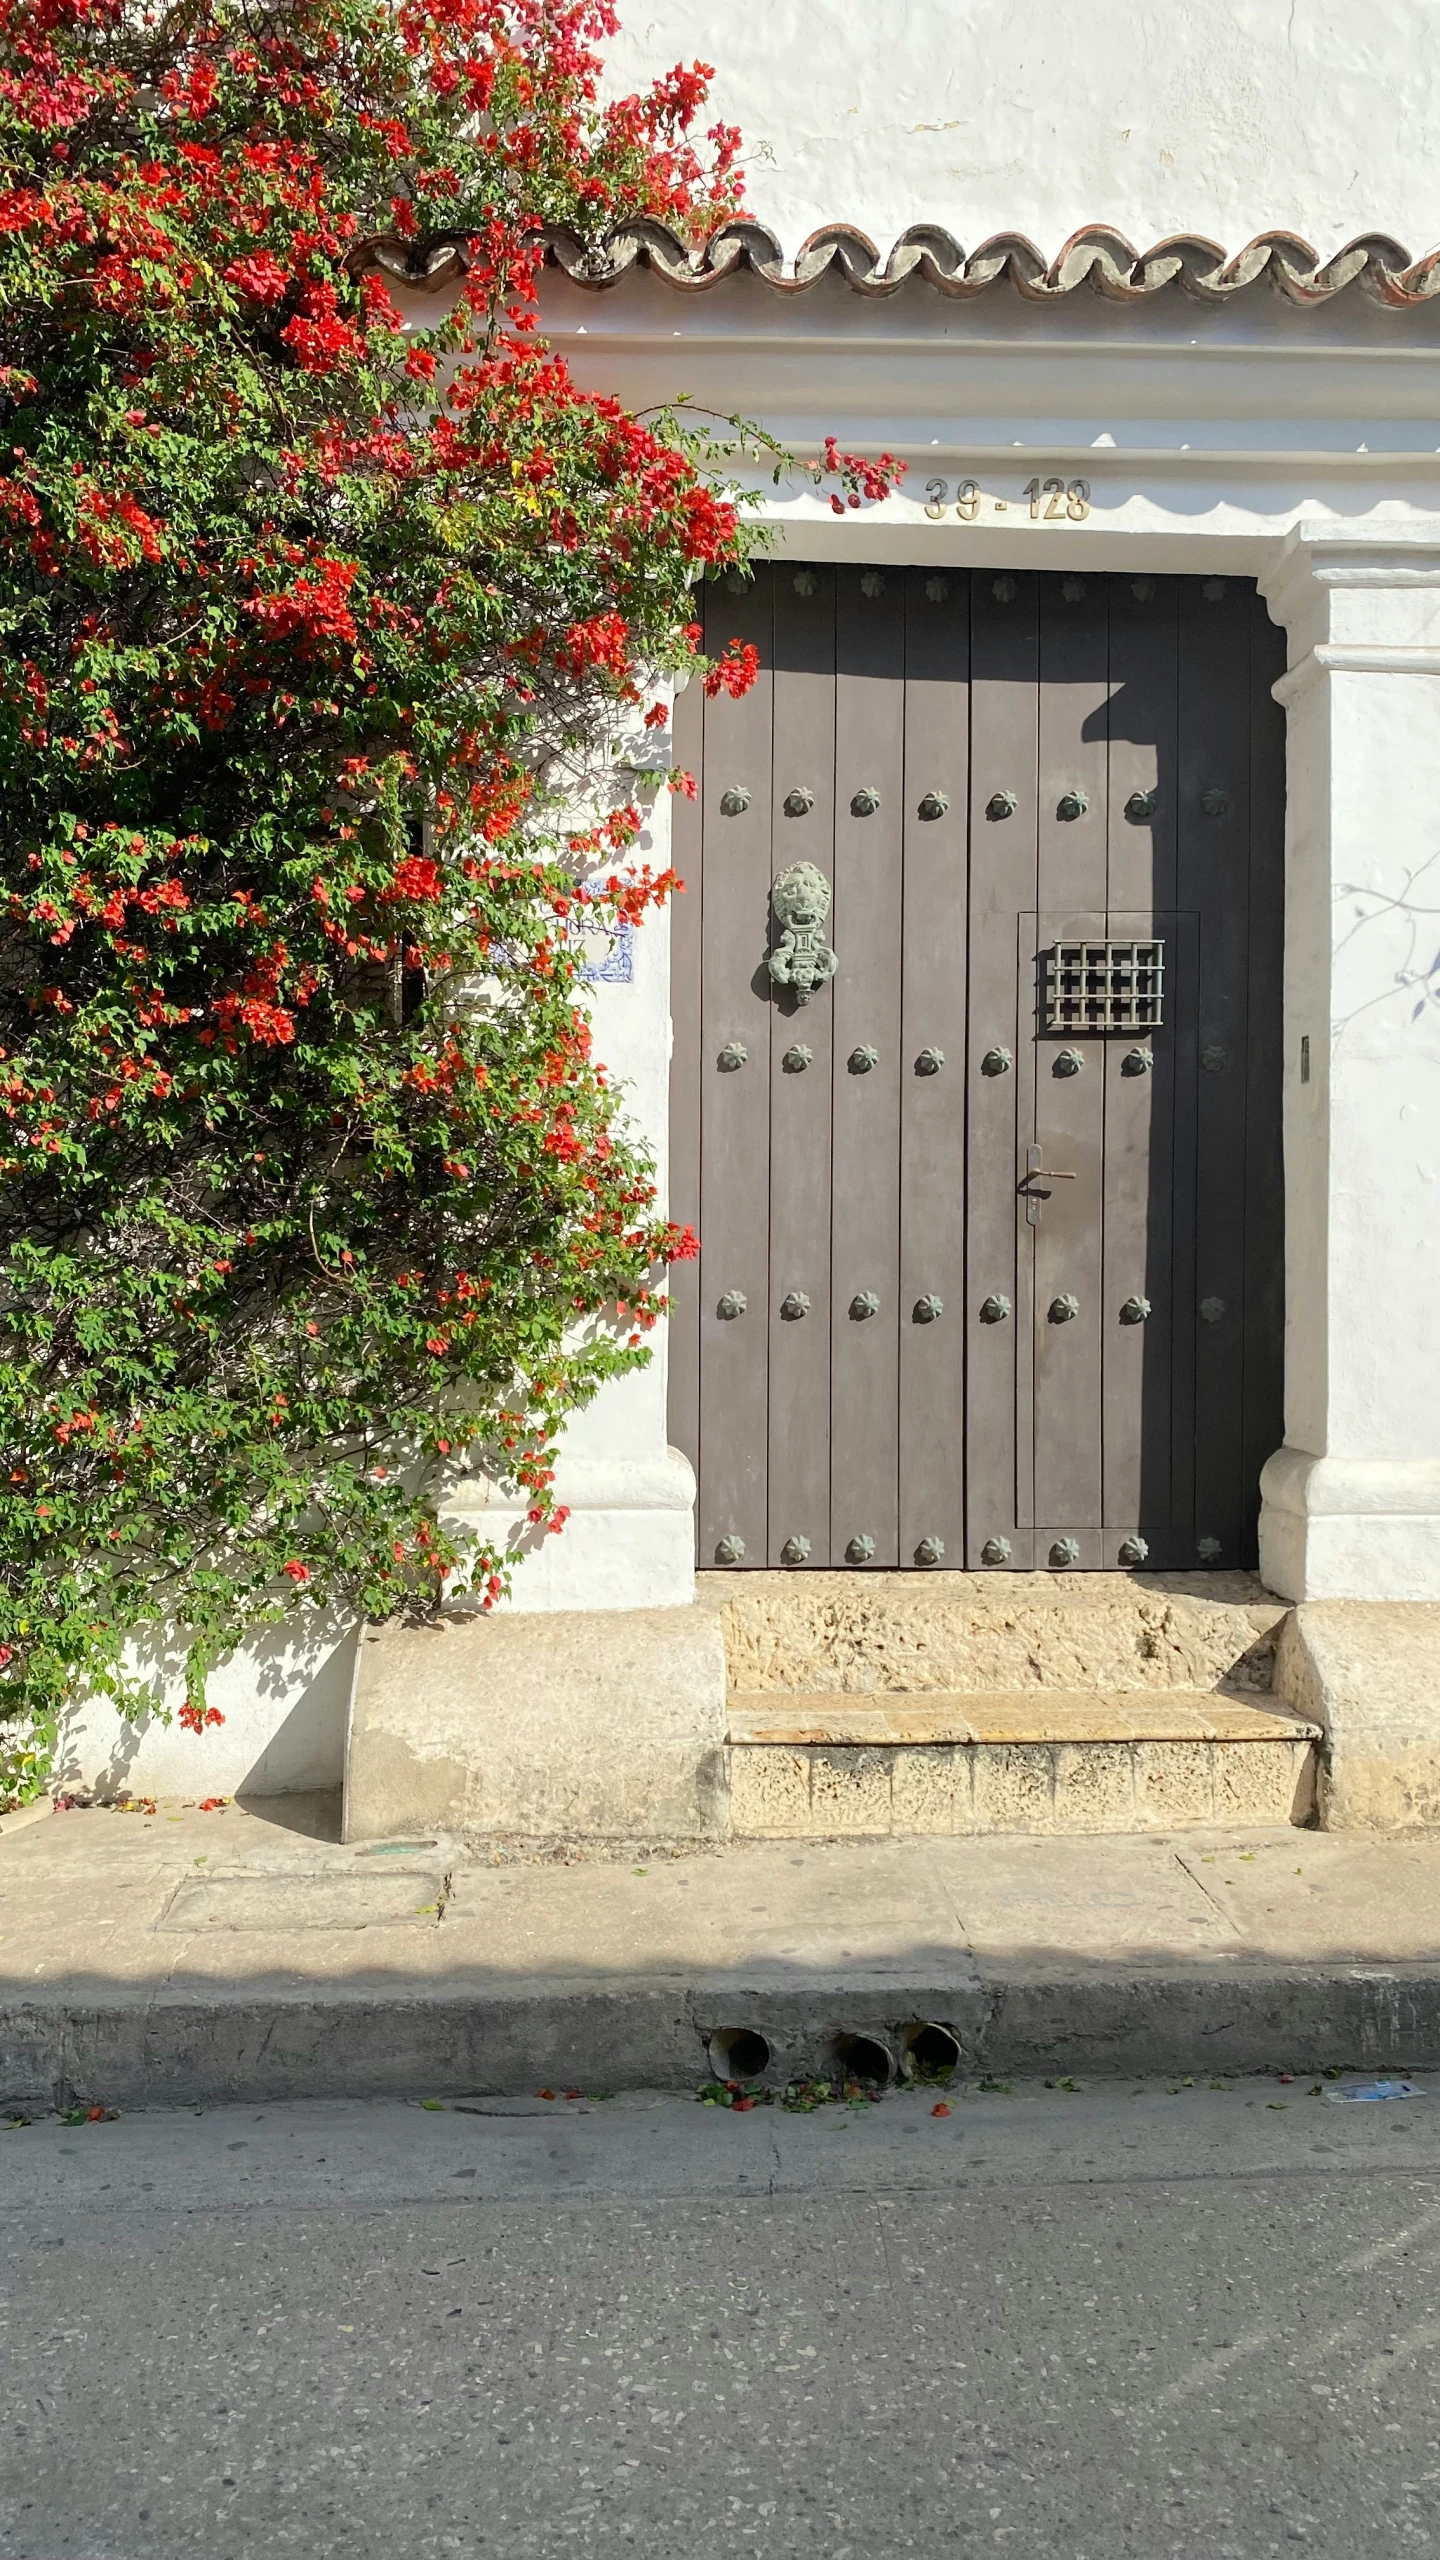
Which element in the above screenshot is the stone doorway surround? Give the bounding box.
[340,243,1440,1845]
[461,235,1440,1616]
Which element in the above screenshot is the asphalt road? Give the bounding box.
[4,2076,1440,2557]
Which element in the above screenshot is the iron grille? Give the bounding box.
[1041,939,1164,1035]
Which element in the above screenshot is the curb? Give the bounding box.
[7,1962,1440,2111]
[0,1797,53,1843]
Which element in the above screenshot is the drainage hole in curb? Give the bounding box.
[901,2022,962,2082]
[707,2027,772,2081]
[833,2032,894,2087]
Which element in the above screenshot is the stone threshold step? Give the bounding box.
[726,1697,1319,1835]
[726,1689,1320,1748]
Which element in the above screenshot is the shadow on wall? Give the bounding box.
[54,1615,358,1802]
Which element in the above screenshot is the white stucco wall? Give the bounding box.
[1258,529,1440,1601]
[56,1617,357,1803]
[55,2,1440,1807]
[606,0,1440,261]
[440,780,697,1615]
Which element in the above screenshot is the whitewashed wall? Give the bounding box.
[606,0,1440,260]
[61,0,1440,1799]
[57,1617,357,1803]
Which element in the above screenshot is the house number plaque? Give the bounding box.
[924,476,1091,521]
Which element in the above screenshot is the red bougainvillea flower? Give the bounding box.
[0,0,901,1803]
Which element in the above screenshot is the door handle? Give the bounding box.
[1020,1146,1078,1226]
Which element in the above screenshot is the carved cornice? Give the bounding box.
[358,220,1440,309]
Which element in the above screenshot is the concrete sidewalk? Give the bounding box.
[5,1794,1440,2108]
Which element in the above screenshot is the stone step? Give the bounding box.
[700,1569,1288,1701]
[727,1690,1318,1746]
[726,1687,1319,1838]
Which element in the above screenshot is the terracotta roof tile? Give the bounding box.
[363,219,1440,309]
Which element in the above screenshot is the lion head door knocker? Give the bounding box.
[767,862,837,1007]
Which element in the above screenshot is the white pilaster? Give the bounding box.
[1258,521,1440,1600]
[443,759,696,1612]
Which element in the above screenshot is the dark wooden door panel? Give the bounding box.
[1242,609,1289,1559]
[899,567,969,1570]
[1168,906,1201,1550]
[1026,909,1197,1561]
[1100,910,1188,1546]
[966,572,1040,1567]
[1105,575,1179,913]
[830,568,906,1568]
[667,658,703,1491]
[671,565,1285,1574]
[1179,578,1253,1566]
[766,568,836,1566]
[694,573,773,1570]
[1030,911,1106,1560]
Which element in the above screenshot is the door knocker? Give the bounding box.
[767,862,837,1006]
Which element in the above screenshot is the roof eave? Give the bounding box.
[358,220,1440,310]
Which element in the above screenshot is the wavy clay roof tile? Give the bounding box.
[361,220,1440,309]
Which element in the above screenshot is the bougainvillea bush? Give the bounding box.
[0,0,802,1802]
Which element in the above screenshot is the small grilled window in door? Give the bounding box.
[1042,940,1164,1034]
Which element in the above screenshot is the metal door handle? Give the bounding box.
[1020,1147,1078,1226]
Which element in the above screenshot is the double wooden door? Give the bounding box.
[668,564,1284,1571]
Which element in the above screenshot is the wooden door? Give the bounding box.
[669,564,1284,1571]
